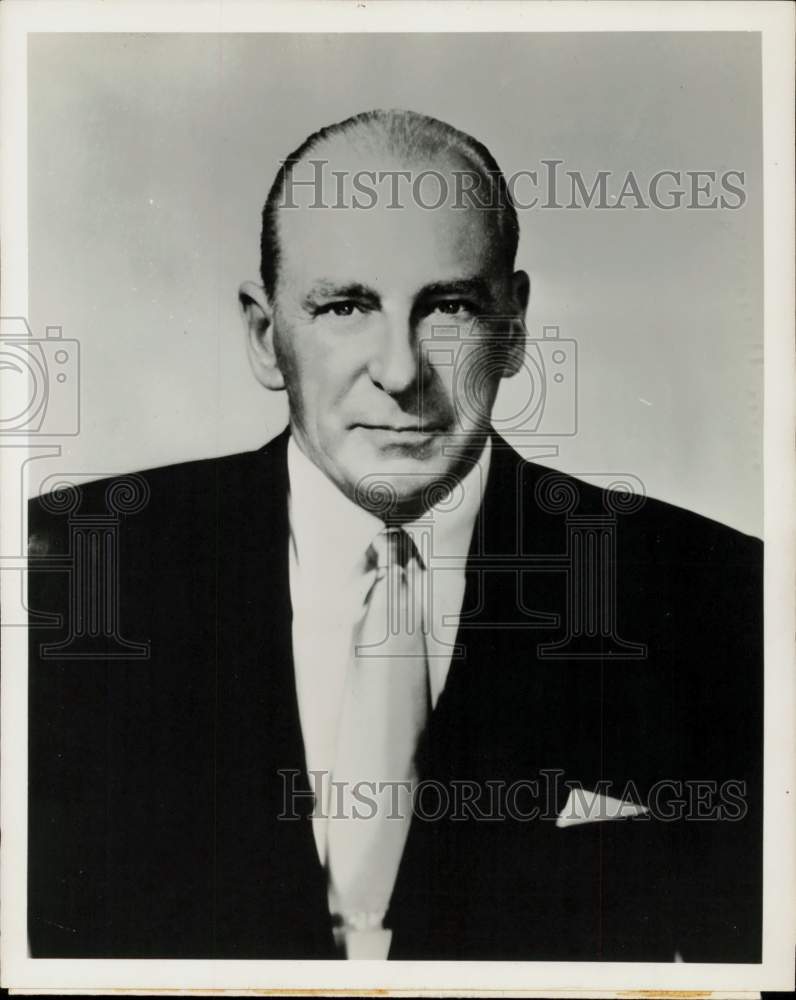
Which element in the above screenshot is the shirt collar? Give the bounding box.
[287,434,492,584]
[288,437,383,587]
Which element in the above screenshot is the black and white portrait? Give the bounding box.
[1,3,793,995]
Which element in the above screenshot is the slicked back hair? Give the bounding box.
[259,109,520,300]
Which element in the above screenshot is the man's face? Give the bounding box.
[255,149,527,516]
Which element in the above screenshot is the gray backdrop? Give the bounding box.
[27,32,762,535]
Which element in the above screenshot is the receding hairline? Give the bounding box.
[260,109,520,299]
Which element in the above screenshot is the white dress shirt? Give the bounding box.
[287,434,492,868]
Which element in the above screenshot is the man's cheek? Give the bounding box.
[424,367,457,419]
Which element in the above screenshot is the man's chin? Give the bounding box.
[345,442,467,520]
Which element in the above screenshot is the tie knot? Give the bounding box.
[368,527,415,573]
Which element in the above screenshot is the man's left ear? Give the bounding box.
[503,269,530,376]
[238,280,285,391]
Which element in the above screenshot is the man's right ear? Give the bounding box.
[238,280,285,391]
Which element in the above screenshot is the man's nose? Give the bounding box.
[368,319,422,396]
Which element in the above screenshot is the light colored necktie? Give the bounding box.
[327,527,429,958]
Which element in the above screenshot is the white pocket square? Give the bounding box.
[556,789,649,828]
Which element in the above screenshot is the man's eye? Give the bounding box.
[317,301,360,318]
[431,300,477,316]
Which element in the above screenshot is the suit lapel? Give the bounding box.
[387,437,528,953]
[388,438,597,957]
[212,429,335,957]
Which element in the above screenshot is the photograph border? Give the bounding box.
[1,1,793,994]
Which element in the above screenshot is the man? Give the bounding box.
[27,110,762,961]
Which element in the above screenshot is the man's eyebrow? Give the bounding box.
[416,278,496,303]
[301,281,380,307]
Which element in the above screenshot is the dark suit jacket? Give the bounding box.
[27,429,762,961]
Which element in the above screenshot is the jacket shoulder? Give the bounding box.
[28,435,287,556]
[506,443,761,564]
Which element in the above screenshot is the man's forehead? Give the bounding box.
[278,205,503,294]
[274,147,505,289]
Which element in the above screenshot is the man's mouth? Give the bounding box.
[356,422,446,433]
[351,422,452,443]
